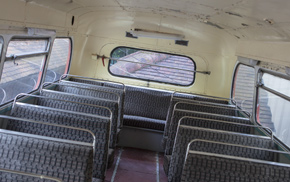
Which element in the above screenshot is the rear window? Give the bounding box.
[44,38,71,82]
[232,64,255,113]
[0,38,49,104]
[109,47,195,86]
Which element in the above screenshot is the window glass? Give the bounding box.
[44,38,71,82]
[0,38,3,57]
[232,64,255,113]
[262,73,290,97]
[6,39,47,55]
[0,39,48,104]
[258,88,290,146]
[109,47,195,86]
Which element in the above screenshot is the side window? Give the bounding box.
[44,38,71,82]
[109,47,195,86]
[232,64,255,113]
[257,73,290,146]
[0,39,48,104]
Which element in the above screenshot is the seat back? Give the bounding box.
[40,89,118,148]
[182,140,290,182]
[164,110,252,154]
[58,81,124,127]
[163,98,244,147]
[0,128,94,182]
[168,125,275,182]
[124,86,171,120]
[9,103,110,180]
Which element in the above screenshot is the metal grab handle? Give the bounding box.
[0,168,63,182]
[13,93,113,121]
[60,74,126,93]
[0,114,95,147]
[41,89,118,104]
[172,91,237,105]
[60,79,124,92]
[41,82,121,105]
[175,101,252,118]
[172,97,236,108]
[188,139,288,154]
[179,116,273,140]
[185,139,290,169]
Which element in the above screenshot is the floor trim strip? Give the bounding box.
[111,148,123,182]
[156,152,160,182]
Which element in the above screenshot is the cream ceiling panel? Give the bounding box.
[0,0,26,22]
[236,40,290,66]
[28,0,81,12]
[26,2,67,28]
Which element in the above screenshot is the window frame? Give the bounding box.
[108,46,196,86]
[0,36,52,106]
[0,36,3,58]
[231,63,256,111]
[255,67,290,151]
[43,37,73,83]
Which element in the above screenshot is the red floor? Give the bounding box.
[105,147,168,182]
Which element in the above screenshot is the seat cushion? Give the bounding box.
[123,115,165,131]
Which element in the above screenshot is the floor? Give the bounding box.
[105,147,168,182]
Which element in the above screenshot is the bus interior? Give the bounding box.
[0,0,290,181]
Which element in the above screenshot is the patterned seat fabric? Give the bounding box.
[165,110,252,155]
[0,131,93,182]
[176,102,238,115]
[68,77,125,126]
[57,82,124,128]
[69,77,125,90]
[181,145,289,182]
[41,90,118,148]
[188,140,275,161]
[8,104,110,180]
[163,115,253,175]
[168,126,276,182]
[163,155,171,176]
[163,99,241,150]
[37,97,111,118]
[123,86,171,130]
[0,169,61,182]
[173,92,230,104]
[69,78,103,86]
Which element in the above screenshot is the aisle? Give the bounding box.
[105,147,168,182]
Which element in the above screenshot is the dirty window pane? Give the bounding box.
[45,38,71,82]
[262,73,290,98]
[0,39,48,104]
[109,47,195,86]
[258,88,290,147]
[6,39,47,55]
[232,64,255,113]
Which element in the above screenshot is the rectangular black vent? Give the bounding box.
[126,32,138,39]
[175,40,188,46]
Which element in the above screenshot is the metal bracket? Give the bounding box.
[12,54,18,66]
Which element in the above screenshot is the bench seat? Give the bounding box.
[123,115,165,131]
